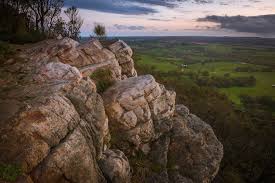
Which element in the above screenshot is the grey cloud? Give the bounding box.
[148,18,172,21]
[114,24,146,30]
[220,2,229,6]
[65,0,213,15]
[248,0,262,2]
[197,14,275,35]
[65,0,157,15]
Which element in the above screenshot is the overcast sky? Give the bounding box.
[64,0,275,37]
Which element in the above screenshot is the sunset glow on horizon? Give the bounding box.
[65,0,275,37]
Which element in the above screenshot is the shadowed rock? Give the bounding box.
[99,149,131,183]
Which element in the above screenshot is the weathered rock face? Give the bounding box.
[108,40,137,78]
[103,75,176,154]
[34,61,82,83]
[0,73,108,182]
[0,42,111,182]
[0,38,223,183]
[24,38,108,68]
[20,38,137,80]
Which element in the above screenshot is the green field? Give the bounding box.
[132,41,275,105]
[186,62,275,104]
[137,55,178,72]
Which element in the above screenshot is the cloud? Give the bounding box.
[148,18,172,21]
[65,0,157,15]
[197,14,275,35]
[65,0,213,15]
[248,0,262,3]
[114,24,146,30]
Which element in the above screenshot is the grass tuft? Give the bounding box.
[90,68,114,93]
[0,164,22,182]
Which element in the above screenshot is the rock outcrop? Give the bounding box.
[103,75,175,154]
[168,105,223,183]
[108,40,137,78]
[0,38,223,183]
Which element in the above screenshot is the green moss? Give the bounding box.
[0,164,22,182]
[90,68,114,93]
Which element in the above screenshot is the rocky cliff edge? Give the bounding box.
[0,38,223,183]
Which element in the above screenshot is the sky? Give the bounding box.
[64,0,275,37]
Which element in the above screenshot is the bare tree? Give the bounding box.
[26,0,63,33]
[64,6,83,40]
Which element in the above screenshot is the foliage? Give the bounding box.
[64,6,83,40]
[0,1,83,43]
[0,42,14,62]
[90,69,114,93]
[195,75,256,88]
[93,24,106,39]
[0,164,21,182]
[235,66,273,72]
[51,18,67,37]
[129,150,165,183]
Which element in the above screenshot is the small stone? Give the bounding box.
[99,149,131,183]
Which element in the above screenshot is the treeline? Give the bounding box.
[196,75,256,88]
[185,71,256,88]
[134,54,275,183]
[235,66,273,72]
[0,0,83,43]
[239,95,275,134]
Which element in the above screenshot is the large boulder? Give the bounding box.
[167,105,224,183]
[103,75,176,154]
[129,104,223,183]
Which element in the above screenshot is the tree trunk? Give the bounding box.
[40,15,44,33]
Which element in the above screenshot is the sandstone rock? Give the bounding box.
[108,40,137,78]
[34,62,82,83]
[31,126,106,183]
[0,38,223,183]
[64,77,110,158]
[0,59,108,182]
[167,105,223,183]
[175,104,190,118]
[99,149,131,183]
[22,38,122,80]
[103,75,175,153]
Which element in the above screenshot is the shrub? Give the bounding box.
[90,68,114,93]
[0,41,14,62]
[0,164,21,182]
[93,24,106,39]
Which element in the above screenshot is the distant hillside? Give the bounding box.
[82,36,275,48]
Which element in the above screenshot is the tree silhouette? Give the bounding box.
[64,6,83,40]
